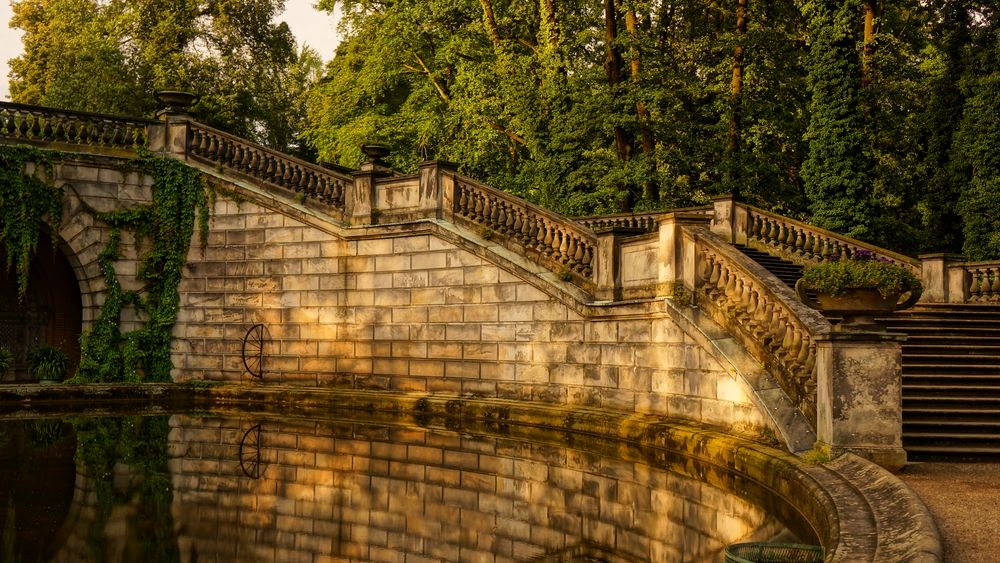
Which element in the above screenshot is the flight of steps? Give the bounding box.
[735,245,1000,459]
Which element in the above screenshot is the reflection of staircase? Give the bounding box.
[737,246,1000,459]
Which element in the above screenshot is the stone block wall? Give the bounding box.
[50,157,155,334]
[172,193,767,431]
[164,415,781,562]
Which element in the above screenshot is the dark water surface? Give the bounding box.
[0,411,816,562]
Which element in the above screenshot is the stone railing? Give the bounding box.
[453,175,597,282]
[965,263,1000,302]
[687,225,830,424]
[187,122,350,210]
[741,205,920,272]
[577,207,713,234]
[0,102,152,151]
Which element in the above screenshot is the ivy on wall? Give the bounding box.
[73,153,209,383]
[0,146,63,300]
[0,144,208,383]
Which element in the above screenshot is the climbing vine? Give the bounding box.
[0,146,63,300]
[72,153,209,383]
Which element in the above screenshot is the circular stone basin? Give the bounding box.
[0,406,818,562]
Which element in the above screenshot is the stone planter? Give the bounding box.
[796,281,920,331]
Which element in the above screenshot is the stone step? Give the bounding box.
[903,385,1000,398]
[902,444,1000,459]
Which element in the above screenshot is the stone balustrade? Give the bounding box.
[965,264,1000,302]
[740,205,920,272]
[687,226,829,425]
[0,102,151,151]
[187,122,349,210]
[453,176,597,282]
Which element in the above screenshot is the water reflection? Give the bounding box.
[0,413,814,562]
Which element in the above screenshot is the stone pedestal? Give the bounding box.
[815,331,907,471]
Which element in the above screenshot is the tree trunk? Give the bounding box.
[479,0,503,49]
[625,7,658,203]
[862,0,875,86]
[604,0,633,211]
[728,0,748,195]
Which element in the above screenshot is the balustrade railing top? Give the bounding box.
[187,121,351,211]
[742,204,920,272]
[453,175,598,281]
[0,101,153,151]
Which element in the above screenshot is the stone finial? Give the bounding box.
[359,143,391,173]
[154,90,200,118]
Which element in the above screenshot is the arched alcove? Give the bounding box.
[0,234,83,381]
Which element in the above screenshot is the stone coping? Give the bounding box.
[0,383,941,562]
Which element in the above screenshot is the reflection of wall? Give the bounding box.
[168,415,783,563]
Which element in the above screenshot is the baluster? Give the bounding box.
[489,197,501,228]
[457,185,469,215]
[753,299,773,338]
[768,311,787,350]
[796,334,812,367]
[472,191,484,220]
[512,208,525,241]
[581,243,593,276]
[990,268,1000,301]
[558,230,570,264]
[969,269,983,301]
[792,228,805,255]
[542,220,555,255]
[493,198,507,230]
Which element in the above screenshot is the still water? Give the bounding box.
[0,410,815,562]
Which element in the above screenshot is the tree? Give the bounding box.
[800,0,874,240]
[8,0,314,149]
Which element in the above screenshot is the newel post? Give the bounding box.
[657,212,712,297]
[918,253,965,303]
[348,144,392,225]
[149,90,198,158]
[419,160,459,221]
[593,228,626,301]
[815,330,907,471]
[710,195,749,244]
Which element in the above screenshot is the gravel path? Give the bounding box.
[897,462,1000,562]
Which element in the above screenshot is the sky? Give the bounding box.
[0,0,340,102]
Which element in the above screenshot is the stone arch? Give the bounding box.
[0,225,84,380]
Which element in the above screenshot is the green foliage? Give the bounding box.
[0,146,63,301]
[27,345,69,381]
[72,155,208,383]
[800,0,873,241]
[9,0,314,150]
[800,254,922,298]
[72,416,180,562]
[0,348,12,376]
[953,65,1000,260]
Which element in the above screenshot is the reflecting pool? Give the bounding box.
[0,411,817,562]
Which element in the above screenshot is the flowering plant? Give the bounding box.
[799,250,922,299]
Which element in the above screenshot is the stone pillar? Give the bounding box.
[348,144,393,225]
[710,195,749,244]
[592,229,621,301]
[418,160,459,220]
[148,90,198,158]
[657,212,712,297]
[815,331,907,471]
[918,253,965,303]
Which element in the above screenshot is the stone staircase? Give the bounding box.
[736,245,1000,459]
